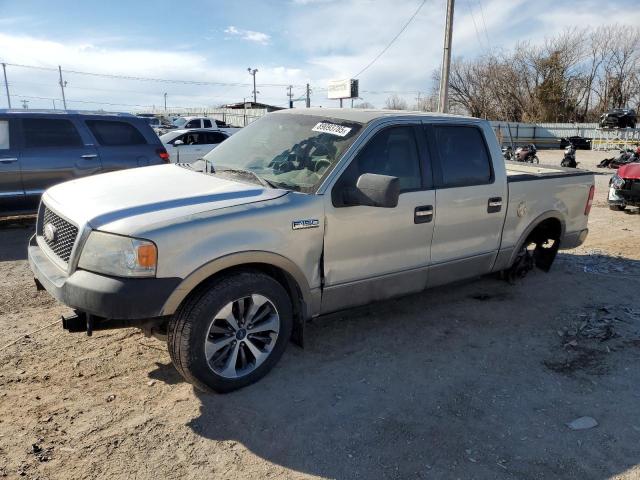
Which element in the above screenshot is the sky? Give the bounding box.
[0,0,639,112]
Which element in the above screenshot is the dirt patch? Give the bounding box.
[1,149,640,479]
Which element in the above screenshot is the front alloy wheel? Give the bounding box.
[205,295,280,379]
[167,270,293,393]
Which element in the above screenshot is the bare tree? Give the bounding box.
[384,94,408,110]
[444,25,640,122]
[353,101,375,109]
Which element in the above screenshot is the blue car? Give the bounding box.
[0,110,169,216]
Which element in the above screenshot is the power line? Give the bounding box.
[475,0,492,50]
[2,62,306,88]
[465,0,486,51]
[353,0,428,78]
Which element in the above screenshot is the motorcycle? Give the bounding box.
[597,146,640,169]
[502,145,514,161]
[560,143,577,168]
[515,144,539,163]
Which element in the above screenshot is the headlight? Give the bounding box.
[611,174,625,190]
[78,231,157,277]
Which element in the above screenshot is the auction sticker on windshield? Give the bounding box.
[312,122,352,137]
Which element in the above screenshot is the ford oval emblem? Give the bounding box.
[44,223,57,243]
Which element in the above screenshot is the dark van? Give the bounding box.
[0,110,168,216]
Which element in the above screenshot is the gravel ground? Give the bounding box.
[1,149,639,480]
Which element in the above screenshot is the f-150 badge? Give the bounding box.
[292,219,320,230]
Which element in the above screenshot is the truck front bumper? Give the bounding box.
[29,236,181,321]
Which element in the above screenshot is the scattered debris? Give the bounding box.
[557,304,640,344]
[147,380,156,387]
[105,394,116,403]
[567,416,598,430]
[560,249,640,278]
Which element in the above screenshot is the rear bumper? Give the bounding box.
[561,229,588,250]
[28,236,180,320]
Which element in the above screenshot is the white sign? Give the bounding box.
[312,122,352,137]
[328,79,358,99]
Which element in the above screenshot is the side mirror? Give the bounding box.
[341,173,400,208]
[174,140,184,146]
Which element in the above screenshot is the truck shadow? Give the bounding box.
[0,217,35,262]
[153,253,640,479]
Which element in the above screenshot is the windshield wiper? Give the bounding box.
[215,168,276,189]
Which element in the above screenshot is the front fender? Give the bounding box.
[160,250,319,318]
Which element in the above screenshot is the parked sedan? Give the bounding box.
[560,136,592,150]
[160,129,229,163]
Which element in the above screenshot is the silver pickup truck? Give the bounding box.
[28,109,595,392]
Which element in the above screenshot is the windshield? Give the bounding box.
[173,117,187,127]
[201,113,363,192]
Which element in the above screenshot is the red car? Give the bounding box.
[608,162,640,211]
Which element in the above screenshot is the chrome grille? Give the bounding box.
[42,207,78,263]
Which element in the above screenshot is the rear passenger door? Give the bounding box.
[85,119,153,171]
[0,117,26,212]
[425,123,507,286]
[19,117,101,205]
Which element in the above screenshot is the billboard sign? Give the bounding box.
[328,79,359,99]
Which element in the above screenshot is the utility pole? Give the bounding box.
[58,65,67,110]
[247,67,258,103]
[305,83,311,108]
[2,63,11,108]
[164,92,167,111]
[287,85,294,108]
[21,99,29,109]
[438,0,455,113]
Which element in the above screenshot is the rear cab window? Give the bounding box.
[431,125,493,187]
[86,120,147,146]
[203,119,212,128]
[22,118,83,148]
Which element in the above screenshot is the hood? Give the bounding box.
[617,162,640,180]
[43,164,287,233]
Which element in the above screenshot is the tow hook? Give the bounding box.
[61,311,93,336]
[61,311,157,336]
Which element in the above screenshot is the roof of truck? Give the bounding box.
[271,107,476,124]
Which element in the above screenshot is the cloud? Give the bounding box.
[224,25,271,45]
[0,32,305,110]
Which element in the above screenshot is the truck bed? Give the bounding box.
[499,161,594,258]
[505,161,593,182]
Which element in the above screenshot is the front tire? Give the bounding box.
[609,204,626,211]
[167,270,293,393]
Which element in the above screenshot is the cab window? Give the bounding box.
[335,126,422,196]
[432,125,492,187]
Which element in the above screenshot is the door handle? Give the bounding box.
[81,154,98,159]
[414,205,433,224]
[488,197,502,213]
[0,157,18,163]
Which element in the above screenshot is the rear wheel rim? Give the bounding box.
[204,294,280,379]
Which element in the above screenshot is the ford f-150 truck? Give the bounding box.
[28,109,595,392]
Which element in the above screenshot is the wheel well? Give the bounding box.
[528,217,562,244]
[522,217,562,272]
[178,262,306,342]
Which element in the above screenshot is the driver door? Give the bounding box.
[321,124,435,314]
